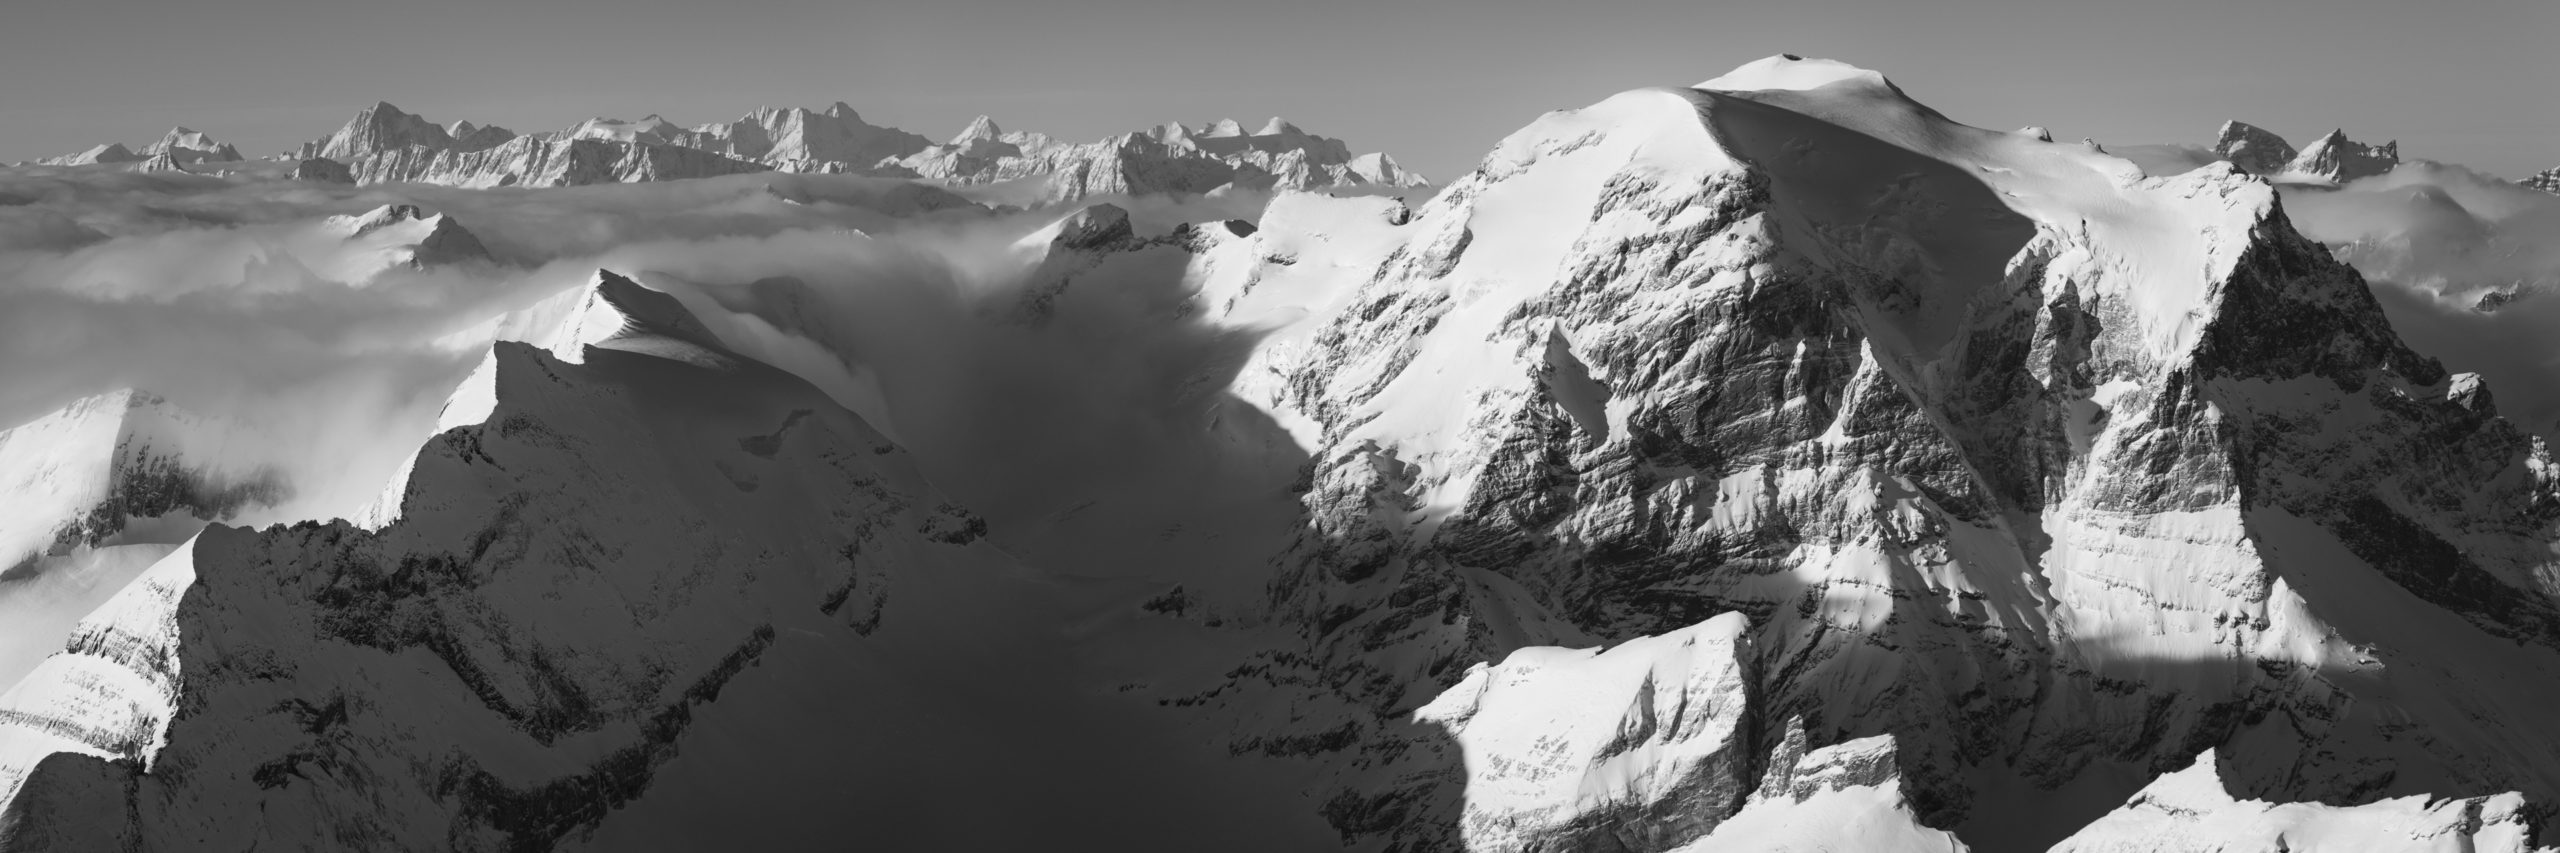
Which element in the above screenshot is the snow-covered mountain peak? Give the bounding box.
[36,143,141,167]
[2213,120,2298,174]
[1698,53,1896,95]
[297,100,459,162]
[1155,55,2560,851]
[141,127,235,161]
[36,126,239,169]
[1256,117,1301,136]
[1202,118,1247,138]
[505,270,731,366]
[2284,127,2400,184]
[322,203,493,273]
[951,114,1004,145]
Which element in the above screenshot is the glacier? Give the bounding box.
[0,52,2554,853]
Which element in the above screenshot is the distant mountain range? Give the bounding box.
[18,100,1430,202]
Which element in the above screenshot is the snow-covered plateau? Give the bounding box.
[0,53,2557,852]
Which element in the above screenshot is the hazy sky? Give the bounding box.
[3,0,2554,180]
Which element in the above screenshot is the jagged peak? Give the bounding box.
[1256,117,1300,136]
[952,115,1004,144]
[2285,127,2400,182]
[824,101,858,120]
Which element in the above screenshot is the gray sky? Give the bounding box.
[3,0,2554,179]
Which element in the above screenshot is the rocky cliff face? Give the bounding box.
[1134,55,2560,852]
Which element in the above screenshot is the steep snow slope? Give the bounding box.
[0,391,285,578]
[1125,54,2560,853]
[0,273,993,848]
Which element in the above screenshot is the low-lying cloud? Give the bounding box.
[0,166,1315,585]
[2277,163,2560,433]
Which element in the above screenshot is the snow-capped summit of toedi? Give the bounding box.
[1138,52,2560,852]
